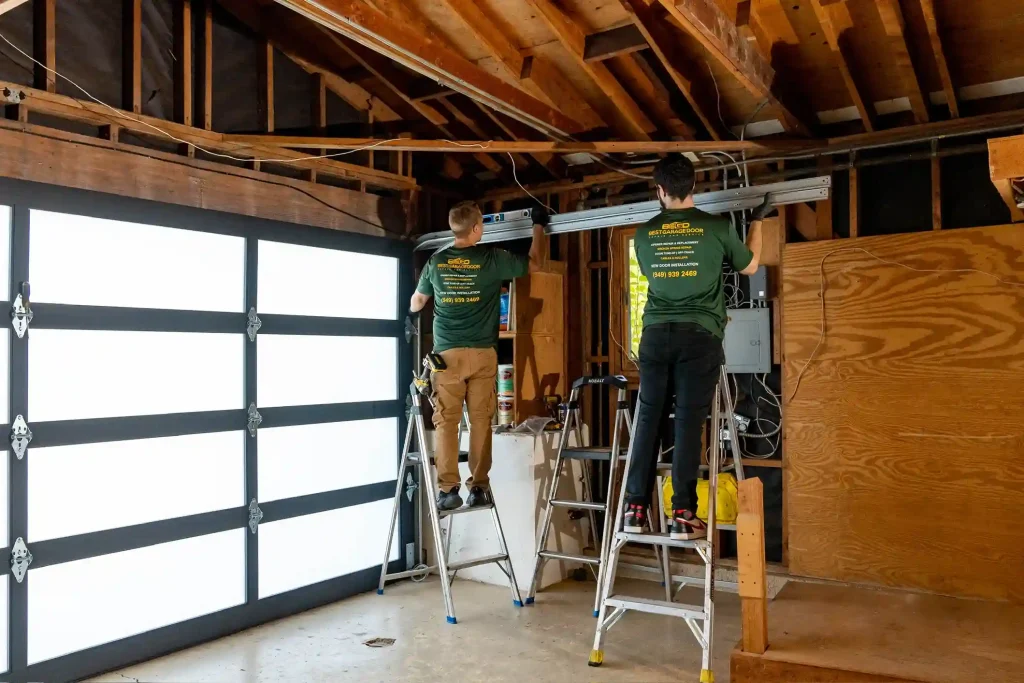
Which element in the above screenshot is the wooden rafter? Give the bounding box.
[810,0,874,131]
[584,24,648,62]
[875,0,928,123]
[524,0,655,139]
[611,53,696,140]
[0,0,30,16]
[657,0,810,135]
[173,0,193,128]
[257,39,275,133]
[918,0,958,118]
[33,0,55,92]
[471,101,567,179]
[121,0,142,114]
[196,0,214,130]
[274,0,585,136]
[435,97,507,174]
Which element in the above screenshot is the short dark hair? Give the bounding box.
[653,155,696,201]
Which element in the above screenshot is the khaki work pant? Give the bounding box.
[431,347,497,492]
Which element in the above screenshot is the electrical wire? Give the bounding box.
[788,246,1024,404]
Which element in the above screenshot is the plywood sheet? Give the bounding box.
[782,224,1024,601]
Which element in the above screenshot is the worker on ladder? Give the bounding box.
[625,155,772,540]
[407,200,548,512]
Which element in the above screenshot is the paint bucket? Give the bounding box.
[497,364,514,395]
[497,396,515,425]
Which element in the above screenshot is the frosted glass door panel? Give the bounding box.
[29,210,244,311]
[258,418,398,502]
[28,529,245,664]
[258,335,396,407]
[258,241,398,320]
[29,330,242,421]
[0,576,7,674]
[29,431,244,541]
[0,205,10,301]
[0,329,8,424]
[258,498,397,598]
[0,449,7,550]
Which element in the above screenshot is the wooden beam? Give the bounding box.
[0,0,30,16]
[849,163,859,238]
[611,53,696,140]
[121,0,142,114]
[276,0,585,136]
[32,0,55,92]
[438,0,522,79]
[657,0,810,135]
[471,101,566,178]
[875,0,928,124]
[286,52,401,123]
[257,39,274,133]
[195,0,214,130]
[931,153,941,230]
[435,98,511,174]
[173,0,193,127]
[918,0,958,118]
[584,23,648,62]
[737,477,768,655]
[519,56,605,131]
[810,0,873,132]
[525,0,655,139]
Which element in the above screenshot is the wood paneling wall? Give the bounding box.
[782,224,1024,601]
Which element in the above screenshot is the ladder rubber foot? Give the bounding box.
[513,600,523,607]
[446,616,457,624]
[525,597,535,605]
[593,610,599,618]
[376,589,384,595]
[588,650,604,667]
[699,669,714,683]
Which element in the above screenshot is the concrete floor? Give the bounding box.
[92,577,742,683]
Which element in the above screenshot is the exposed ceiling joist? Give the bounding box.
[470,100,568,179]
[810,0,875,132]
[518,56,605,130]
[657,0,811,136]
[524,0,655,139]
[0,0,29,16]
[874,0,929,123]
[918,0,959,118]
[584,23,649,62]
[272,0,584,137]
[610,53,697,140]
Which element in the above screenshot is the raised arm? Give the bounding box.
[528,207,550,273]
[739,196,774,275]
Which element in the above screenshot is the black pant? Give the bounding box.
[625,322,723,512]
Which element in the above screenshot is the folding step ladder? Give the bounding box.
[526,375,671,616]
[377,377,523,624]
[589,365,739,683]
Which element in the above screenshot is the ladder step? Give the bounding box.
[616,531,711,551]
[407,451,470,464]
[563,447,626,461]
[440,504,494,518]
[617,456,670,471]
[539,550,601,566]
[549,499,605,511]
[447,553,508,572]
[604,595,707,620]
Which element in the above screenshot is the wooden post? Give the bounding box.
[737,477,768,654]
[257,39,274,133]
[173,0,193,128]
[33,0,55,92]
[849,153,859,239]
[931,142,942,230]
[122,0,142,113]
[195,0,214,130]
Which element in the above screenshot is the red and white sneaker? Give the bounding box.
[670,509,707,540]
[623,504,647,533]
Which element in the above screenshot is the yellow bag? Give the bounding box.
[662,473,739,524]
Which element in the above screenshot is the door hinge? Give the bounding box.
[405,471,418,502]
[247,403,262,437]
[248,498,263,534]
[10,415,31,460]
[246,307,262,342]
[11,282,32,338]
[10,537,32,583]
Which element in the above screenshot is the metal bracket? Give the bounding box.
[247,403,262,437]
[248,498,263,534]
[247,307,262,342]
[405,471,418,502]
[10,537,32,583]
[11,283,32,338]
[10,415,31,460]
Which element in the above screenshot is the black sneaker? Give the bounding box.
[623,504,647,533]
[466,486,493,508]
[437,486,463,511]
[670,509,707,540]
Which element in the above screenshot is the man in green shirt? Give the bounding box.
[623,155,770,540]
[409,200,547,511]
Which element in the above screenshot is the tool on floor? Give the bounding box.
[377,357,523,624]
[526,375,671,616]
[588,365,742,683]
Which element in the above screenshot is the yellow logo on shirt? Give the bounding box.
[438,257,481,270]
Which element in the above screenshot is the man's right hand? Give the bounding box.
[404,310,419,343]
[750,195,777,221]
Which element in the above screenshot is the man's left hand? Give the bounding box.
[405,311,419,343]
[532,206,550,228]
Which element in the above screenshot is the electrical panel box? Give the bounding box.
[724,308,771,374]
[746,266,768,303]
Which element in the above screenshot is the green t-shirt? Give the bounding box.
[634,208,753,338]
[416,245,528,352]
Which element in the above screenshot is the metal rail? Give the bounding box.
[414,176,831,251]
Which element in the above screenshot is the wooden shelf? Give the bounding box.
[498,330,517,339]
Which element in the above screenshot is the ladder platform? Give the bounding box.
[549,499,605,511]
[447,553,509,572]
[563,447,627,461]
[616,531,711,550]
[539,550,601,566]
[440,503,494,518]
[605,595,707,620]
[407,451,470,464]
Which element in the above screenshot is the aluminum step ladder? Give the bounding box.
[377,379,523,624]
[526,375,671,616]
[588,365,739,683]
